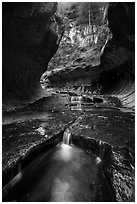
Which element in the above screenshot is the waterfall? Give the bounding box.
[71,96,83,103]
[63,128,71,145]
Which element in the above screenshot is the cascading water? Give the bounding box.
[3,140,100,202]
[62,128,72,145]
[3,115,114,202]
[70,96,83,103]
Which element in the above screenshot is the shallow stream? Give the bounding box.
[2,93,135,202]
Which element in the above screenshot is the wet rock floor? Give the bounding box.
[2,92,135,201]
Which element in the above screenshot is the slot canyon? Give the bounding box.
[2,2,135,202]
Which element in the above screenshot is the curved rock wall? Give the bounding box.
[3,3,135,109]
[2,3,63,102]
[99,2,135,108]
[45,2,135,109]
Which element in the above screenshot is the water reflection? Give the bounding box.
[53,144,73,162]
[51,177,70,202]
[12,172,22,186]
[6,144,98,202]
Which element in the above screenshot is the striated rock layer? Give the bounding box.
[99,2,135,108]
[46,3,135,109]
[2,2,64,103]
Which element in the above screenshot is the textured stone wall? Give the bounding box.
[99,2,135,108]
[2,3,63,102]
[45,3,135,108]
[2,3,135,109]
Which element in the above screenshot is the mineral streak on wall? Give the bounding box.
[2,2,64,102]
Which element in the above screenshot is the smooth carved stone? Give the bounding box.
[44,3,135,109]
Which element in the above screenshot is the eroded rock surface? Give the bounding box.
[2,2,64,102]
[45,3,135,109]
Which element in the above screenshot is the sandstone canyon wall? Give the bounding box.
[2,2,64,102]
[2,3,135,109]
[46,2,135,109]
